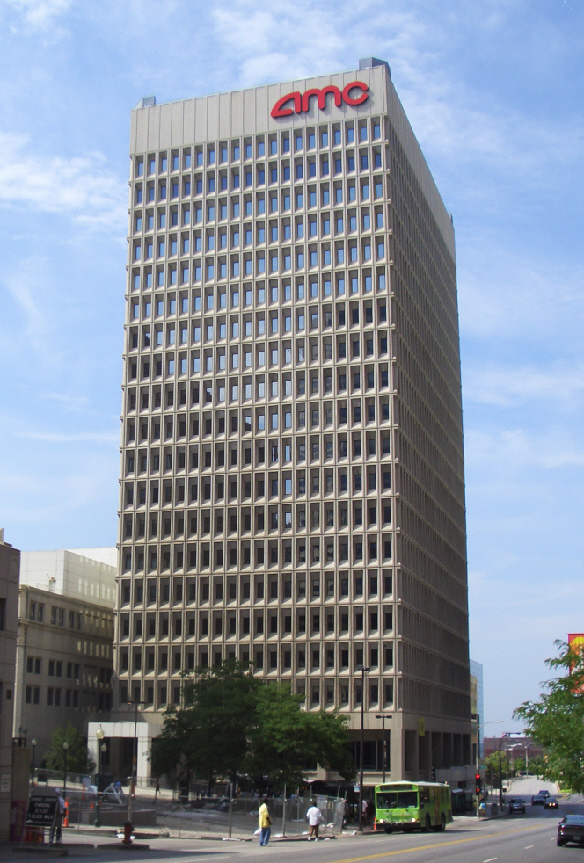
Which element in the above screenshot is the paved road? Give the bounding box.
[4,799,581,863]
[506,776,559,796]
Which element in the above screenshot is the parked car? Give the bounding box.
[531,793,547,805]
[544,797,559,810]
[558,815,584,846]
[507,797,526,815]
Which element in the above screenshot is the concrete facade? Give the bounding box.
[13,549,116,764]
[470,659,484,764]
[19,548,117,607]
[115,59,471,786]
[0,530,19,841]
[87,721,151,784]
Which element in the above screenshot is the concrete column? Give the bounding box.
[87,721,151,783]
[137,725,150,782]
[12,622,27,738]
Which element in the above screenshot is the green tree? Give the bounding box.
[151,661,259,789]
[528,755,545,777]
[484,752,509,789]
[514,641,584,793]
[44,725,95,774]
[151,662,355,790]
[245,682,354,790]
[513,756,526,775]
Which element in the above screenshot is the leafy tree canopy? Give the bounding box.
[483,752,509,788]
[514,641,584,793]
[246,683,355,789]
[151,661,354,790]
[44,724,95,775]
[151,661,258,785]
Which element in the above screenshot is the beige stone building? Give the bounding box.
[13,549,116,765]
[0,530,19,840]
[114,58,472,787]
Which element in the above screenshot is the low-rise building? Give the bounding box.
[12,549,116,766]
[484,735,544,764]
[0,530,19,841]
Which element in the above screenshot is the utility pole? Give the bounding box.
[358,666,369,832]
[375,714,392,784]
[127,699,144,830]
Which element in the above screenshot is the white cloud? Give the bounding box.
[2,0,70,29]
[465,428,584,471]
[0,131,126,226]
[38,393,99,415]
[463,363,584,408]
[0,257,53,354]
[210,0,584,188]
[19,430,118,443]
[458,249,584,341]
[0,462,117,527]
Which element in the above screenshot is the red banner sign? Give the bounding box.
[271,82,369,119]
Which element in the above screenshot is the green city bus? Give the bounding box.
[375,781,452,833]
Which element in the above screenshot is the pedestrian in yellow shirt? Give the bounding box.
[258,798,272,846]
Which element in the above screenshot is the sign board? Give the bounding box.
[0,773,11,793]
[26,795,57,826]
[271,82,370,118]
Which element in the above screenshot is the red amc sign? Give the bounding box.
[271,82,369,119]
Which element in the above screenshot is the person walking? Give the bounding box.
[49,790,64,845]
[258,798,272,846]
[306,800,323,840]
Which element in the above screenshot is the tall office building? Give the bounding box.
[116,58,471,785]
[0,530,19,840]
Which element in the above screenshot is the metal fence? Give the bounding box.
[28,770,347,839]
[32,769,92,790]
[38,787,345,838]
[154,793,346,838]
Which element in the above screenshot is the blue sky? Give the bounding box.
[0,0,582,730]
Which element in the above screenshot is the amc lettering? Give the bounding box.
[271,82,369,119]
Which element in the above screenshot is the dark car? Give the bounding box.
[538,789,551,798]
[558,815,584,846]
[544,796,559,810]
[531,794,547,805]
[508,797,526,815]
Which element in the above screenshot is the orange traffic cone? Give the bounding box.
[63,799,69,828]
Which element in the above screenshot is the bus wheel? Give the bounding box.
[433,814,446,832]
[384,826,393,834]
[422,816,431,832]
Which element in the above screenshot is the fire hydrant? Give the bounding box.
[122,822,134,844]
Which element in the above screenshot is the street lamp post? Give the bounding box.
[474,720,502,818]
[375,714,392,784]
[504,743,521,786]
[127,700,144,829]
[31,738,36,783]
[94,727,106,828]
[498,732,511,807]
[358,666,370,832]
[62,741,69,797]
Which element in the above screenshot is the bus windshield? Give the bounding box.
[377,792,418,810]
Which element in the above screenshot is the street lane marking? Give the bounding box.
[483,859,497,862]
[525,845,533,849]
[329,825,548,863]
